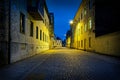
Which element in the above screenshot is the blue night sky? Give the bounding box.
[46,0,82,40]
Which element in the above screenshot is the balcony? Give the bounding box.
[27,0,44,20]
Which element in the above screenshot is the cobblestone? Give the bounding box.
[0,47,120,80]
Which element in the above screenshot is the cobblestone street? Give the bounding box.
[0,47,120,80]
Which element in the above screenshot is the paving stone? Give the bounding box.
[0,48,120,80]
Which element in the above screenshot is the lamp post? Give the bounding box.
[69,20,78,49]
[69,20,74,48]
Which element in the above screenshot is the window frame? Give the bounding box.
[30,21,33,37]
[20,12,25,34]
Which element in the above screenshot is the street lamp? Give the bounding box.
[69,19,79,49]
[69,20,73,48]
[69,20,73,25]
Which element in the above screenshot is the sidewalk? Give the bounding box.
[0,53,50,80]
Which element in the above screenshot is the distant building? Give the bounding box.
[62,39,66,47]
[57,40,62,47]
[70,0,120,56]
[66,30,71,48]
[54,40,62,48]
[52,36,62,48]
[0,0,54,65]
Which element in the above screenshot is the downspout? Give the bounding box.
[8,0,11,64]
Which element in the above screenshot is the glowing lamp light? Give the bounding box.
[69,20,73,24]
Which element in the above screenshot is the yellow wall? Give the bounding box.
[10,0,51,62]
[66,37,71,48]
[26,8,50,55]
[71,0,120,57]
[71,0,95,51]
[94,32,120,56]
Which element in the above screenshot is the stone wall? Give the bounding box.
[0,0,10,65]
[10,0,50,63]
[94,32,120,56]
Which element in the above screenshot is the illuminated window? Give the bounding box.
[89,19,92,29]
[20,13,25,34]
[36,26,38,39]
[40,30,42,40]
[84,8,87,16]
[84,6,87,15]
[30,21,33,37]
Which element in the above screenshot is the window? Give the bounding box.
[0,9,4,29]
[44,19,46,26]
[81,40,83,48]
[45,35,47,42]
[36,26,38,39]
[78,29,80,35]
[44,34,46,42]
[40,30,42,40]
[43,32,44,41]
[84,24,87,32]
[89,19,92,29]
[89,37,91,48]
[81,26,83,34]
[89,0,93,9]
[79,41,80,47]
[31,0,37,7]
[84,9,87,16]
[47,36,48,42]
[45,34,46,42]
[20,13,25,34]
[46,35,47,42]
[81,13,83,20]
[30,21,33,36]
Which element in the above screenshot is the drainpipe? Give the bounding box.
[8,0,11,64]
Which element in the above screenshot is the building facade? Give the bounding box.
[71,0,95,51]
[70,0,120,56]
[0,0,53,65]
[54,40,62,48]
[0,0,10,65]
[49,13,55,49]
[66,30,71,48]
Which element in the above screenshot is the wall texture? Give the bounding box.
[94,32,120,56]
[10,0,50,63]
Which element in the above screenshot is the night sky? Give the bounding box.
[46,0,82,40]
